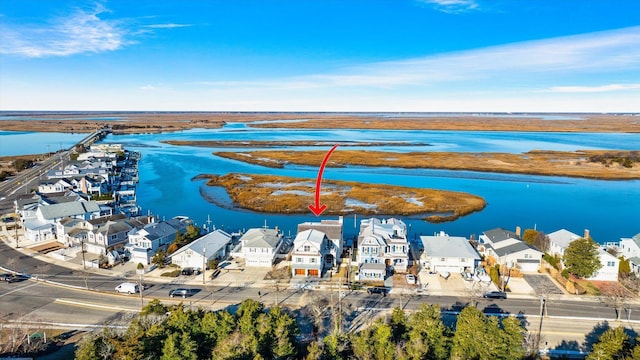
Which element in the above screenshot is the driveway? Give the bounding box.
[523,274,565,295]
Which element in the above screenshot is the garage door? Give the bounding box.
[295,269,305,276]
[309,269,319,277]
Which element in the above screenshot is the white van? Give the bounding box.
[115,282,139,294]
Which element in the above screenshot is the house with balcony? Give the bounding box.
[620,233,640,274]
[22,199,103,243]
[170,229,233,270]
[356,217,409,281]
[125,216,191,265]
[418,231,481,274]
[478,227,543,272]
[235,228,283,267]
[296,216,343,269]
[290,229,332,277]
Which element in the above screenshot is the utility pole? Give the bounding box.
[202,246,206,285]
[139,271,144,308]
[14,216,19,248]
[81,239,86,270]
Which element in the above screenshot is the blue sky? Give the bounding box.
[1,0,639,112]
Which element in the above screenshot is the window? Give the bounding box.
[311,258,316,263]
[607,261,615,267]
[440,258,446,262]
[296,257,302,263]
[524,253,532,259]
[304,245,310,252]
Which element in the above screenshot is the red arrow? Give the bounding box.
[308,144,339,216]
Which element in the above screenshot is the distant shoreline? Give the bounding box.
[0,112,638,134]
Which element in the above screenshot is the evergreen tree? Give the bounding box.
[587,326,630,360]
[563,237,602,278]
[178,332,198,360]
[160,333,180,360]
[405,304,450,360]
[452,306,488,359]
[389,307,406,342]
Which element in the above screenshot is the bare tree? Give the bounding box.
[601,285,632,321]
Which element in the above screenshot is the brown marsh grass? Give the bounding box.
[215,149,640,180]
[202,173,486,222]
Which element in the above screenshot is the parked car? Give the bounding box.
[405,274,416,284]
[483,291,507,299]
[1,273,16,282]
[169,288,198,298]
[367,286,390,296]
[439,271,451,279]
[1,273,26,283]
[115,282,140,294]
[181,267,200,276]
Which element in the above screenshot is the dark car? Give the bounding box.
[1,273,26,283]
[367,286,390,296]
[483,291,507,299]
[181,267,200,276]
[169,288,198,298]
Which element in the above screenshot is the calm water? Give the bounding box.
[93,125,640,244]
[0,131,86,156]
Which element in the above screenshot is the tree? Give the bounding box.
[405,304,450,360]
[152,249,168,269]
[563,237,602,278]
[389,307,406,342]
[185,224,201,240]
[619,257,631,278]
[523,229,549,252]
[586,326,631,360]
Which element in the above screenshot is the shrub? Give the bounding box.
[561,269,570,279]
[543,253,562,270]
[161,270,181,277]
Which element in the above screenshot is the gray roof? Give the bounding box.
[297,218,343,241]
[241,228,281,248]
[294,229,326,246]
[483,228,521,243]
[628,256,640,265]
[39,201,100,220]
[95,220,136,236]
[171,229,232,258]
[492,242,542,257]
[139,221,178,240]
[420,235,480,260]
[547,229,581,249]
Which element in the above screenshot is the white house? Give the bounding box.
[125,217,190,265]
[291,229,330,277]
[548,229,586,257]
[297,216,343,269]
[356,217,410,281]
[170,229,233,270]
[620,233,640,274]
[419,231,481,274]
[23,200,103,242]
[478,227,543,272]
[548,229,620,281]
[592,249,620,281]
[237,228,283,267]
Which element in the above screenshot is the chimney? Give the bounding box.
[584,229,590,239]
[515,226,521,237]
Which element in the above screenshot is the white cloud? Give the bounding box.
[420,0,479,14]
[197,26,640,91]
[0,4,132,57]
[145,23,192,29]
[548,84,640,93]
